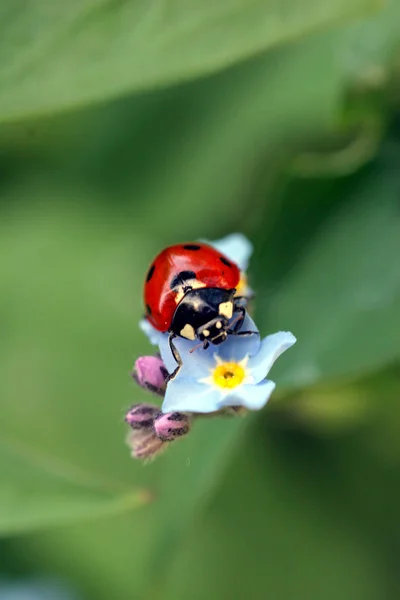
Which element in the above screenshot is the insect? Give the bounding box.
[144,242,256,379]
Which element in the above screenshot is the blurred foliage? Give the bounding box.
[1,1,400,599]
[0,0,379,121]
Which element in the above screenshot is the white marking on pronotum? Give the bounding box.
[202,329,210,337]
[215,321,222,329]
[180,324,196,340]
[175,290,185,304]
[174,280,206,304]
[219,301,233,319]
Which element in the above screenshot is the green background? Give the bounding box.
[1,1,400,598]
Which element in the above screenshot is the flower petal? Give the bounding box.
[219,379,276,410]
[208,233,253,271]
[139,318,165,346]
[217,313,261,362]
[158,335,217,377]
[250,331,297,382]
[162,378,223,413]
[162,378,276,414]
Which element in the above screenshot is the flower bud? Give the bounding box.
[126,430,166,461]
[153,412,191,442]
[132,356,168,396]
[125,403,159,430]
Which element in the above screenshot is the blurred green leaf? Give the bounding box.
[158,419,389,600]
[288,0,400,178]
[355,366,400,467]
[337,0,400,78]
[268,364,400,434]
[255,151,400,388]
[0,0,379,122]
[284,382,373,432]
[0,30,347,244]
[0,437,148,535]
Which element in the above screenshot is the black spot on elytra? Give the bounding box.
[170,270,196,289]
[220,256,233,267]
[183,244,201,250]
[146,304,152,315]
[146,264,155,282]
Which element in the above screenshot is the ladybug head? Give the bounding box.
[171,287,235,345]
[196,315,229,345]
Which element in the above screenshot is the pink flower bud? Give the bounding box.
[125,404,159,430]
[153,412,191,442]
[132,356,168,396]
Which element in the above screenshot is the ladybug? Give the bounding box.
[144,242,255,378]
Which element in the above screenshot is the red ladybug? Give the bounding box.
[144,242,253,377]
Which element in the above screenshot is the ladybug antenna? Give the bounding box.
[189,341,205,354]
[228,313,242,329]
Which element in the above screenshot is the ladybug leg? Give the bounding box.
[166,333,182,382]
[228,305,246,334]
[229,305,260,338]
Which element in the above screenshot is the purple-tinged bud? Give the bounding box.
[132,356,168,396]
[125,404,159,430]
[126,430,166,461]
[153,412,191,442]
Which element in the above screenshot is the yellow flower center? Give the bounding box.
[212,362,246,389]
[235,273,248,297]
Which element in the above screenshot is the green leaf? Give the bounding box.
[254,151,400,388]
[0,0,379,122]
[270,364,400,434]
[337,0,400,76]
[158,418,389,600]
[0,437,148,535]
[0,30,345,240]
